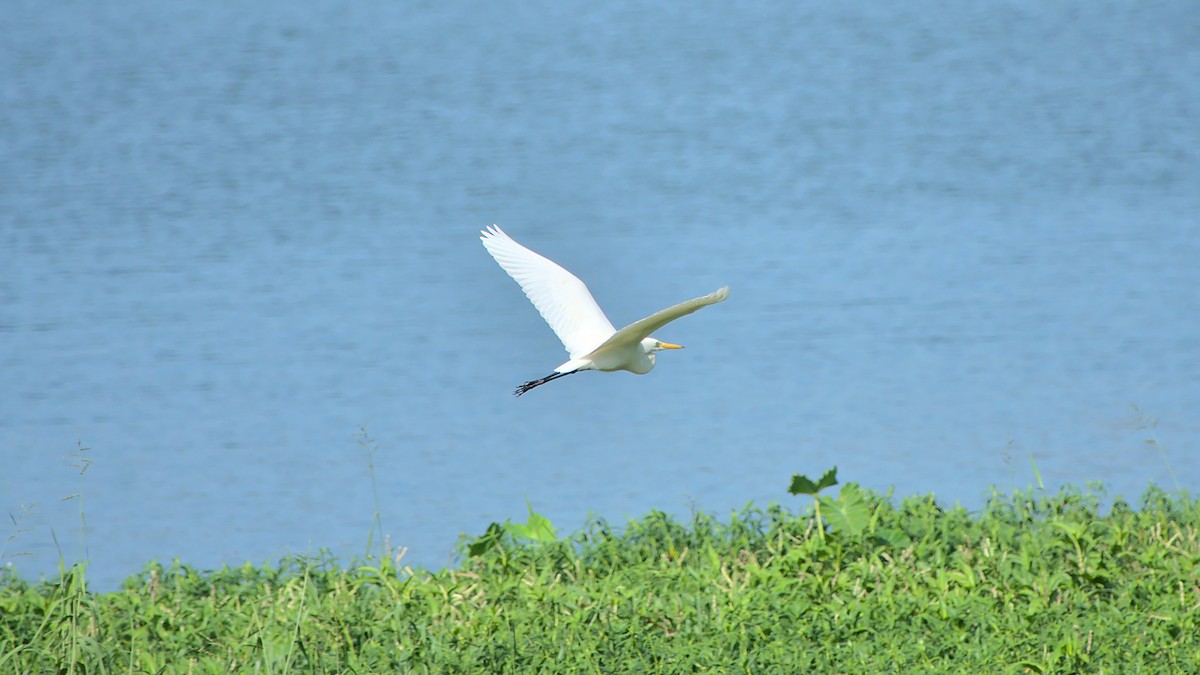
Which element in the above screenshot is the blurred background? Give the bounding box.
[3,0,1198,591]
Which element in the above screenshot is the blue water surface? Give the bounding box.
[3,0,1198,590]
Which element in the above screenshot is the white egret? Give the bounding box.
[480,225,729,396]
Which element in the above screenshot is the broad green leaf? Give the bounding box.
[521,511,557,543]
[505,503,558,544]
[817,483,869,535]
[788,467,838,496]
[875,527,913,548]
[505,520,530,540]
[467,522,504,557]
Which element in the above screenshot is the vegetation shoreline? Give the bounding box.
[3,476,1198,672]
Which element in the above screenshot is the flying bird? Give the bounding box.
[480,225,729,396]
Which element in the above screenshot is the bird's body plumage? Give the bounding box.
[480,225,728,396]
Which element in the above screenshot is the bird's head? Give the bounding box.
[642,337,684,354]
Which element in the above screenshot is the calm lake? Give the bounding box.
[3,0,1198,591]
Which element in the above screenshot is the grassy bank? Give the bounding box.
[2,479,1198,673]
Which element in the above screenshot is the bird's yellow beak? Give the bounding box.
[658,342,684,350]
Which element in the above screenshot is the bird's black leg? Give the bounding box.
[514,369,582,396]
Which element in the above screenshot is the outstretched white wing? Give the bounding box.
[593,286,730,352]
[481,225,617,358]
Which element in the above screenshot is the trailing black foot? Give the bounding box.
[514,369,581,396]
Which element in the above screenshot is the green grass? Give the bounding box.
[2,483,1199,673]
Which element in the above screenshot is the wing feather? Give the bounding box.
[593,286,730,352]
[480,225,617,358]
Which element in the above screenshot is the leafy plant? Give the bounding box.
[787,466,872,540]
[4,462,1198,672]
[818,481,870,536]
[467,502,557,557]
